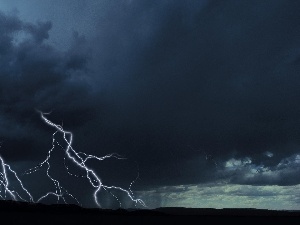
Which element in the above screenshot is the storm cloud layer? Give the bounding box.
[1,0,300,196]
[0,10,95,163]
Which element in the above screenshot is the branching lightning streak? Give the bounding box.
[0,155,32,202]
[35,111,145,207]
[0,112,145,208]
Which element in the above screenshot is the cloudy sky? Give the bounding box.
[1,0,300,209]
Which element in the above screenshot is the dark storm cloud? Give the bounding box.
[223,154,300,186]
[24,21,52,44]
[82,0,300,187]
[0,11,93,161]
[2,0,300,190]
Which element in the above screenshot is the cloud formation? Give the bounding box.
[223,153,300,185]
[82,0,300,187]
[2,0,300,193]
[137,183,300,209]
[0,11,93,161]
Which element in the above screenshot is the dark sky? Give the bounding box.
[1,0,300,209]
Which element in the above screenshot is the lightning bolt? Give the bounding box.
[0,111,146,208]
[0,155,33,202]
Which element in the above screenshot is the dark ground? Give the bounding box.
[0,200,299,224]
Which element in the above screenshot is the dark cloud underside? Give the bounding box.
[1,0,300,190]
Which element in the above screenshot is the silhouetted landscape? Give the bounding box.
[0,200,299,224]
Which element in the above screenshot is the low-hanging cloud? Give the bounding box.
[82,0,300,187]
[2,0,300,190]
[223,153,300,186]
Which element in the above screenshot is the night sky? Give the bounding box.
[1,0,300,209]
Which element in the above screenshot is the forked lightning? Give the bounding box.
[0,111,145,208]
